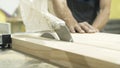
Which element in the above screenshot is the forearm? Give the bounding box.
[92,0,111,30]
[92,8,110,30]
[52,0,78,25]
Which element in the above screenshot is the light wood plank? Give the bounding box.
[72,33,120,51]
[12,33,120,68]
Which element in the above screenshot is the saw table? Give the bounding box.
[1,33,120,68]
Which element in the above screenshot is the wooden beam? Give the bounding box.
[12,33,120,68]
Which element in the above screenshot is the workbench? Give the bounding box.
[0,33,120,68]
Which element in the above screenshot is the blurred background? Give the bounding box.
[0,0,120,34]
[105,0,120,34]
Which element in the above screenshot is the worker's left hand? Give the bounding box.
[78,22,99,33]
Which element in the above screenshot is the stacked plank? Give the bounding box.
[12,33,120,68]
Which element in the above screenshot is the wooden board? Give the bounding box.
[72,33,120,51]
[12,33,120,68]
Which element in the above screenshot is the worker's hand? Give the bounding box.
[66,21,98,33]
[66,21,85,33]
[79,22,99,33]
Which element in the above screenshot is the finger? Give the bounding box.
[66,23,76,33]
[83,22,97,33]
[75,25,85,33]
[79,23,92,33]
[95,28,99,32]
[69,26,76,33]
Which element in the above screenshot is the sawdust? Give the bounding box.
[0,50,59,68]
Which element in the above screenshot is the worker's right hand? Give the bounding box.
[78,22,99,33]
[66,21,98,33]
[65,21,85,33]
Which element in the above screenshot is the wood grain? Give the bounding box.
[12,33,120,68]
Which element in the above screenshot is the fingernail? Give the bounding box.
[72,31,75,33]
[88,30,92,32]
[96,29,99,32]
[88,30,94,33]
[81,30,85,33]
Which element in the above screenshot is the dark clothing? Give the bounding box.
[67,0,100,25]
